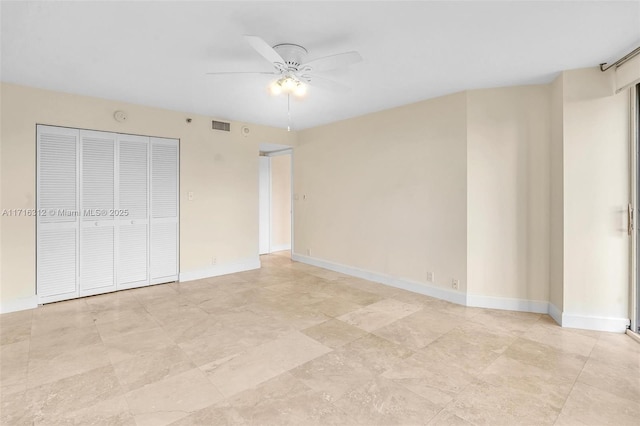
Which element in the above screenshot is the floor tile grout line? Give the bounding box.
[432,326,522,423]
[574,328,640,407]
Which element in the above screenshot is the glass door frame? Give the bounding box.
[632,83,639,334]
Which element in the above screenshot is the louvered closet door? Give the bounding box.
[150,137,179,283]
[79,130,116,296]
[117,134,150,289]
[37,126,80,303]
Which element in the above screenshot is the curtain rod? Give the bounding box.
[600,46,640,72]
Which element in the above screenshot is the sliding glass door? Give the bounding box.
[635,83,640,334]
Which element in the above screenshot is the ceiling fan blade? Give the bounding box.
[244,35,286,71]
[300,51,362,73]
[206,71,279,76]
[299,74,350,92]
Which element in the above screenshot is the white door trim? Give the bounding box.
[258,156,271,255]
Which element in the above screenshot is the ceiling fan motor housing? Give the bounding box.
[273,44,308,70]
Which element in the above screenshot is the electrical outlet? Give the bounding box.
[452,279,459,290]
[212,256,217,265]
[187,191,194,201]
[426,271,434,282]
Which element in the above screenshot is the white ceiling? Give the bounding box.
[2,1,639,130]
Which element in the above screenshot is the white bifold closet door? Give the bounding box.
[118,134,150,289]
[36,125,178,303]
[37,126,80,303]
[80,130,116,296]
[150,137,179,284]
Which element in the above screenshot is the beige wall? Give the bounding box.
[295,92,468,292]
[1,68,634,328]
[562,68,630,320]
[270,154,291,249]
[294,71,632,329]
[549,74,565,312]
[0,83,295,306]
[466,85,551,302]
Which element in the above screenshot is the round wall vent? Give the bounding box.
[114,110,128,123]
[241,126,250,137]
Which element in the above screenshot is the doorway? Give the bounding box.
[258,143,292,256]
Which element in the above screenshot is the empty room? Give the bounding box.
[1,1,640,425]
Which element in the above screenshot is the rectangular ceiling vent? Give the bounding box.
[212,120,231,132]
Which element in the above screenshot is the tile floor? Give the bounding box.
[1,252,639,425]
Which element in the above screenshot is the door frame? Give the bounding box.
[632,83,639,334]
[258,155,271,255]
[259,148,293,255]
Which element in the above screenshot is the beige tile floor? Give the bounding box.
[1,252,639,425]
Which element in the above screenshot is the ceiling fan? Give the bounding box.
[207,35,363,96]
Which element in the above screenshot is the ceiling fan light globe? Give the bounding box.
[293,83,307,97]
[270,82,283,96]
[282,77,298,92]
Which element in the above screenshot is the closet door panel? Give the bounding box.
[81,132,115,219]
[119,137,148,219]
[151,142,178,218]
[150,222,178,280]
[37,227,78,299]
[80,226,114,293]
[119,224,148,285]
[117,135,149,288]
[38,129,79,223]
[37,125,79,302]
[150,138,179,283]
[79,130,116,295]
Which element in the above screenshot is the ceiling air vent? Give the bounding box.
[212,120,230,132]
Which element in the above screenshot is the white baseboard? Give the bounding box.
[270,244,291,253]
[291,253,467,306]
[548,302,562,326]
[290,254,621,331]
[561,312,630,333]
[179,256,260,282]
[626,329,640,343]
[467,294,549,314]
[539,303,629,333]
[0,295,38,314]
